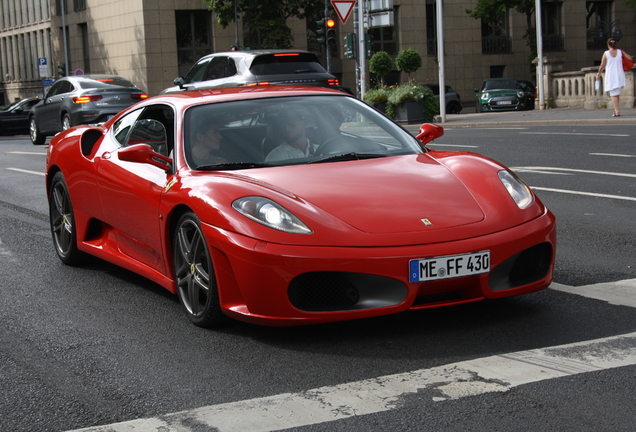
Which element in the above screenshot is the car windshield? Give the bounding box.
[483,79,517,91]
[249,54,326,75]
[80,77,137,89]
[1,99,27,112]
[184,95,424,170]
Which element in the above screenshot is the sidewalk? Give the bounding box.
[412,106,636,129]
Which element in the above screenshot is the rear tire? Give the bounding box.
[30,117,46,145]
[62,113,72,130]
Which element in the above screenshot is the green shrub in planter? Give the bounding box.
[386,85,439,121]
[362,87,391,108]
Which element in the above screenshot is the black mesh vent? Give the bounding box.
[509,243,552,286]
[289,272,360,312]
[81,129,103,157]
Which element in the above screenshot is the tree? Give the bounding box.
[369,51,393,87]
[395,49,422,84]
[466,0,537,69]
[206,0,325,49]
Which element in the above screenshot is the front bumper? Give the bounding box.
[203,209,556,326]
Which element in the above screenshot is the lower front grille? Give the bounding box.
[489,242,553,291]
[288,272,408,312]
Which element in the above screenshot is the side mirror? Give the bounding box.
[415,123,444,146]
[473,88,479,93]
[119,144,172,172]
[174,77,185,90]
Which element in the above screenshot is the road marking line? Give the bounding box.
[590,153,636,158]
[531,186,636,202]
[7,151,47,155]
[511,166,636,179]
[550,279,636,308]
[67,331,636,432]
[520,132,629,137]
[5,168,44,176]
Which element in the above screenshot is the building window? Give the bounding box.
[56,0,68,15]
[542,1,564,51]
[481,10,511,54]
[74,0,86,12]
[369,15,399,87]
[175,10,213,77]
[586,1,617,50]
[426,0,437,56]
[79,23,90,73]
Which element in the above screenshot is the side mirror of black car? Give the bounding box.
[174,77,185,90]
[119,144,172,172]
[415,123,444,146]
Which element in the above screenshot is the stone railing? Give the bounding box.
[535,57,635,109]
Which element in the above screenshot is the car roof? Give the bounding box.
[199,49,316,59]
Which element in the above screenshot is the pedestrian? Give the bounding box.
[596,38,633,117]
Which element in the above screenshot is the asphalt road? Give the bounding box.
[0,122,635,431]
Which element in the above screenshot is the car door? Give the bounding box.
[39,80,74,132]
[96,104,174,274]
[9,99,39,134]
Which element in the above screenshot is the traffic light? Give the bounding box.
[326,19,337,48]
[316,19,326,46]
[365,34,374,59]
[57,64,67,77]
[344,33,356,59]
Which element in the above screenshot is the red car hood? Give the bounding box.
[243,154,484,234]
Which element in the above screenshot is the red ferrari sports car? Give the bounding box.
[46,86,556,327]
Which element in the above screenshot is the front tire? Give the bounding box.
[49,172,85,265]
[173,212,224,327]
[30,117,45,145]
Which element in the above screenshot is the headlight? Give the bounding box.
[517,91,524,98]
[481,93,489,100]
[232,197,312,234]
[498,170,534,209]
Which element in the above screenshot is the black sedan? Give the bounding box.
[29,75,147,145]
[0,97,40,135]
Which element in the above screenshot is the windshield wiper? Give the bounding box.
[308,153,385,164]
[294,69,313,74]
[196,162,272,170]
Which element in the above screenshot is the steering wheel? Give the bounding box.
[314,136,351,156]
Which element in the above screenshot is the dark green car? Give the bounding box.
[474,78,535,112]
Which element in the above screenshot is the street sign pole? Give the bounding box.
[358,0,366,100]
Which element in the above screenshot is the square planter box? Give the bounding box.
[394,101,425,124]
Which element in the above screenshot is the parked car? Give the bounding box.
[0,97,40,135]
[29,75,148,145]
[474,78,535,112]
[517,80,536,109]
[423,84,463,114]
[161,49,350,94]
[46,85,556,327]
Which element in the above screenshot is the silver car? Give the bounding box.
[29,75,147,145]
[161,50,349,94]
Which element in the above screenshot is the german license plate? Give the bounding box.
[409,251,490,282]
[497,101,512,105]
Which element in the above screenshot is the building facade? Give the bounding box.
[0,0,52,105]
[1,0,634,107]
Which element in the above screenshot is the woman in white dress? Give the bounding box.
[596,38,633,117]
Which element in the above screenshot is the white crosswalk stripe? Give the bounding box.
[68,280,636,432]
